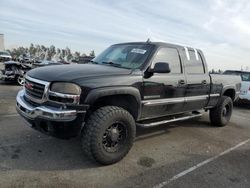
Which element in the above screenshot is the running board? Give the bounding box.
[137,112,202,128]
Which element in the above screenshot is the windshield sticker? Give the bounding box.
[131,48,147,54]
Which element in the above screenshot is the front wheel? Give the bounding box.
[209,96,233,127]
[81,106,136,165]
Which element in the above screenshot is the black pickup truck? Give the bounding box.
[16,42,241,164]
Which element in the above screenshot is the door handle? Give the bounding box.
[178,79,186,85]
[202,80,207,85]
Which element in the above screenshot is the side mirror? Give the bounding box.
[152,62,171,73]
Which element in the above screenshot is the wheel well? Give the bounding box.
[87,94,139,120]
[223,89,235,100]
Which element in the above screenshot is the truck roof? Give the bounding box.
[113,42,201,51]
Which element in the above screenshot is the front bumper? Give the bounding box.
[16,89,83,121]
[16,89,88,138]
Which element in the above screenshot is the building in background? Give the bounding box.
[0,34,4,50]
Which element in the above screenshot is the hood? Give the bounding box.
[27,64,132,82]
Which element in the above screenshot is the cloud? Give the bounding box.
[0,0,250,70]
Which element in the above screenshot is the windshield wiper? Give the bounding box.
[102,61,122,67]
[90,60,99,64]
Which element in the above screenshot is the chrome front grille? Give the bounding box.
[24,76,49,103]
[25,79,45,99]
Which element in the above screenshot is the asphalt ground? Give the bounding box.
[0,81,250,188]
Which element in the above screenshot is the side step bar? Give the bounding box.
[137,112,202,128]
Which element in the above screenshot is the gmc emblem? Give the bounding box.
[25,82,33,90]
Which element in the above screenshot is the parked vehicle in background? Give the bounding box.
[16,42,241,165]
[78,56,94,64]
[18,54,34,64]
[224,70,250,103]
[32,60,63,68]
[0,61,32,85]
[0,51,12,62]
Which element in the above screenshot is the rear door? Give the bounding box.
[141,47,186,119]
[182,48,210,111]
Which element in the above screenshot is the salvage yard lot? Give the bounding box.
[0,82,250,188]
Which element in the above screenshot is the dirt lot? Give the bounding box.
[0,81,250,188]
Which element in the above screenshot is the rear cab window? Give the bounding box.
[183,49,205,74]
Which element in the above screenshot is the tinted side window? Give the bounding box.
[241,73,250,81]
[152,47,181,74]
[185,50,205,74]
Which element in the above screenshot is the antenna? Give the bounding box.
[146,38,151,43]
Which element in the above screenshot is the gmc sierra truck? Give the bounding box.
[16,42,241,165]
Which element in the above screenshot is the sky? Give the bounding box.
[0,0,250,70]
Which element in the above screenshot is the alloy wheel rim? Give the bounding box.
[102,121,127,153]
[223,104,231,118]
[18,76,25,85]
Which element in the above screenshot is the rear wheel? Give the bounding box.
[209,96,233,127]
[81,106,136,165]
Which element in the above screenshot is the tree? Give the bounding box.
[29,43,36,56]
[6,43,94,62]
[89,50,95,57]
[81,53,87,57]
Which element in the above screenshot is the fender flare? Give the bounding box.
[84,86,142,119]
[221,85,236,100]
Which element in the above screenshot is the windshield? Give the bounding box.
[91,44,153,69]
[0,51,10,56]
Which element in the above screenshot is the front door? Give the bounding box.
[141,47,186,119]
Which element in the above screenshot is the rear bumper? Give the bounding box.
[239,94,250,101]
[16,90,84,121]
[238,94,250,104]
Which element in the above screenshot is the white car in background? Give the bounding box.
[0,51,12,62]
[224,70,250,103]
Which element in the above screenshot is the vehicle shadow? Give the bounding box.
[0,80,19,86]
[0,136,99,171]
[0,117,214,171]
[234,103,250,110]
[136,117,214,142]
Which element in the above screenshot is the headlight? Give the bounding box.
[50,82,81,95]
[49,82,81,104]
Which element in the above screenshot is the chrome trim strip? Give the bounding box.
[142,95,210,106]
[142,98,185,106]
[25,75,49,86]
[16,90,83,121]
[185,95,208,102]
[210,93,220,97]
